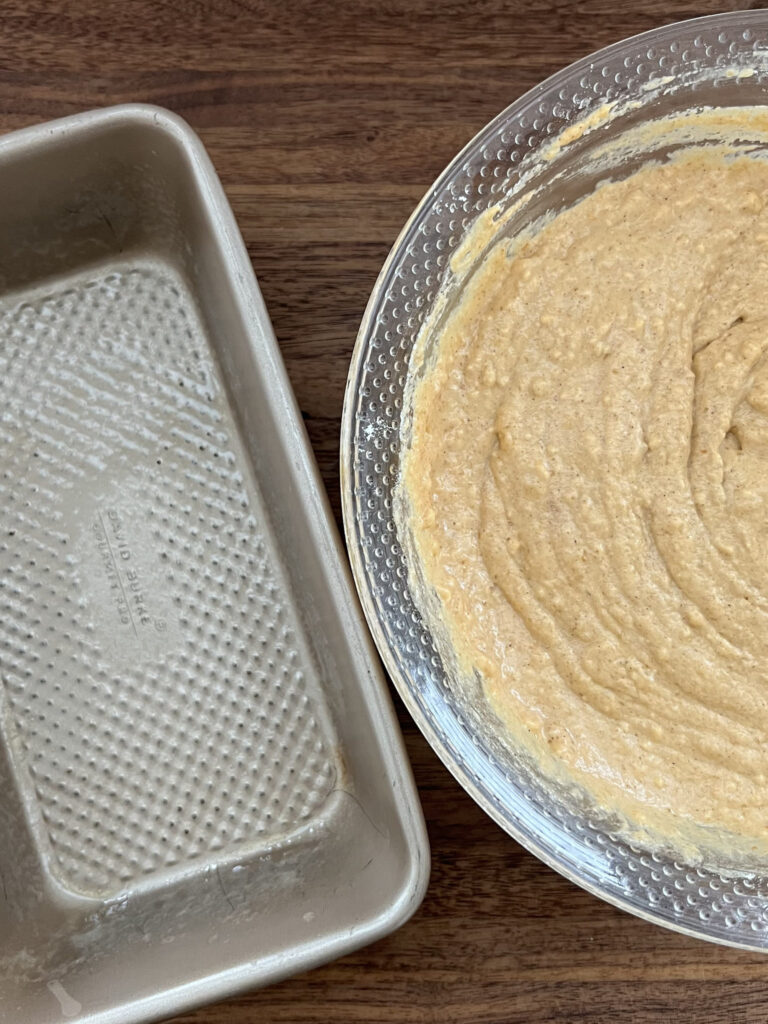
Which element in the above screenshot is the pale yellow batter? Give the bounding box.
[404,145,768,849]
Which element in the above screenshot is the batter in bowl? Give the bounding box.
[404,143,768,848]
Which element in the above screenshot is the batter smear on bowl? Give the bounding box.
[404,146,768,848]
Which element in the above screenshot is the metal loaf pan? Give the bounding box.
[0,105,428,1024]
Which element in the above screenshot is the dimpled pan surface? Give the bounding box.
[0,105,428,1024]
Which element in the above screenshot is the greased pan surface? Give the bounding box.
[0,104,428,1024]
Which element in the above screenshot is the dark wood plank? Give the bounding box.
[1,1,766,1021]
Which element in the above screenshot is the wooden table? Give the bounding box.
[3,1,767,1021]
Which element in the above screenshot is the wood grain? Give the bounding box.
[2,1,767,1021]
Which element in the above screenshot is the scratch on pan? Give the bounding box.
[46,980,82,1019]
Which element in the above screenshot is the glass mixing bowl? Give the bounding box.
[341,11,768,947]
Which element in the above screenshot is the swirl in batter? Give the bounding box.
[405,149,768,846]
